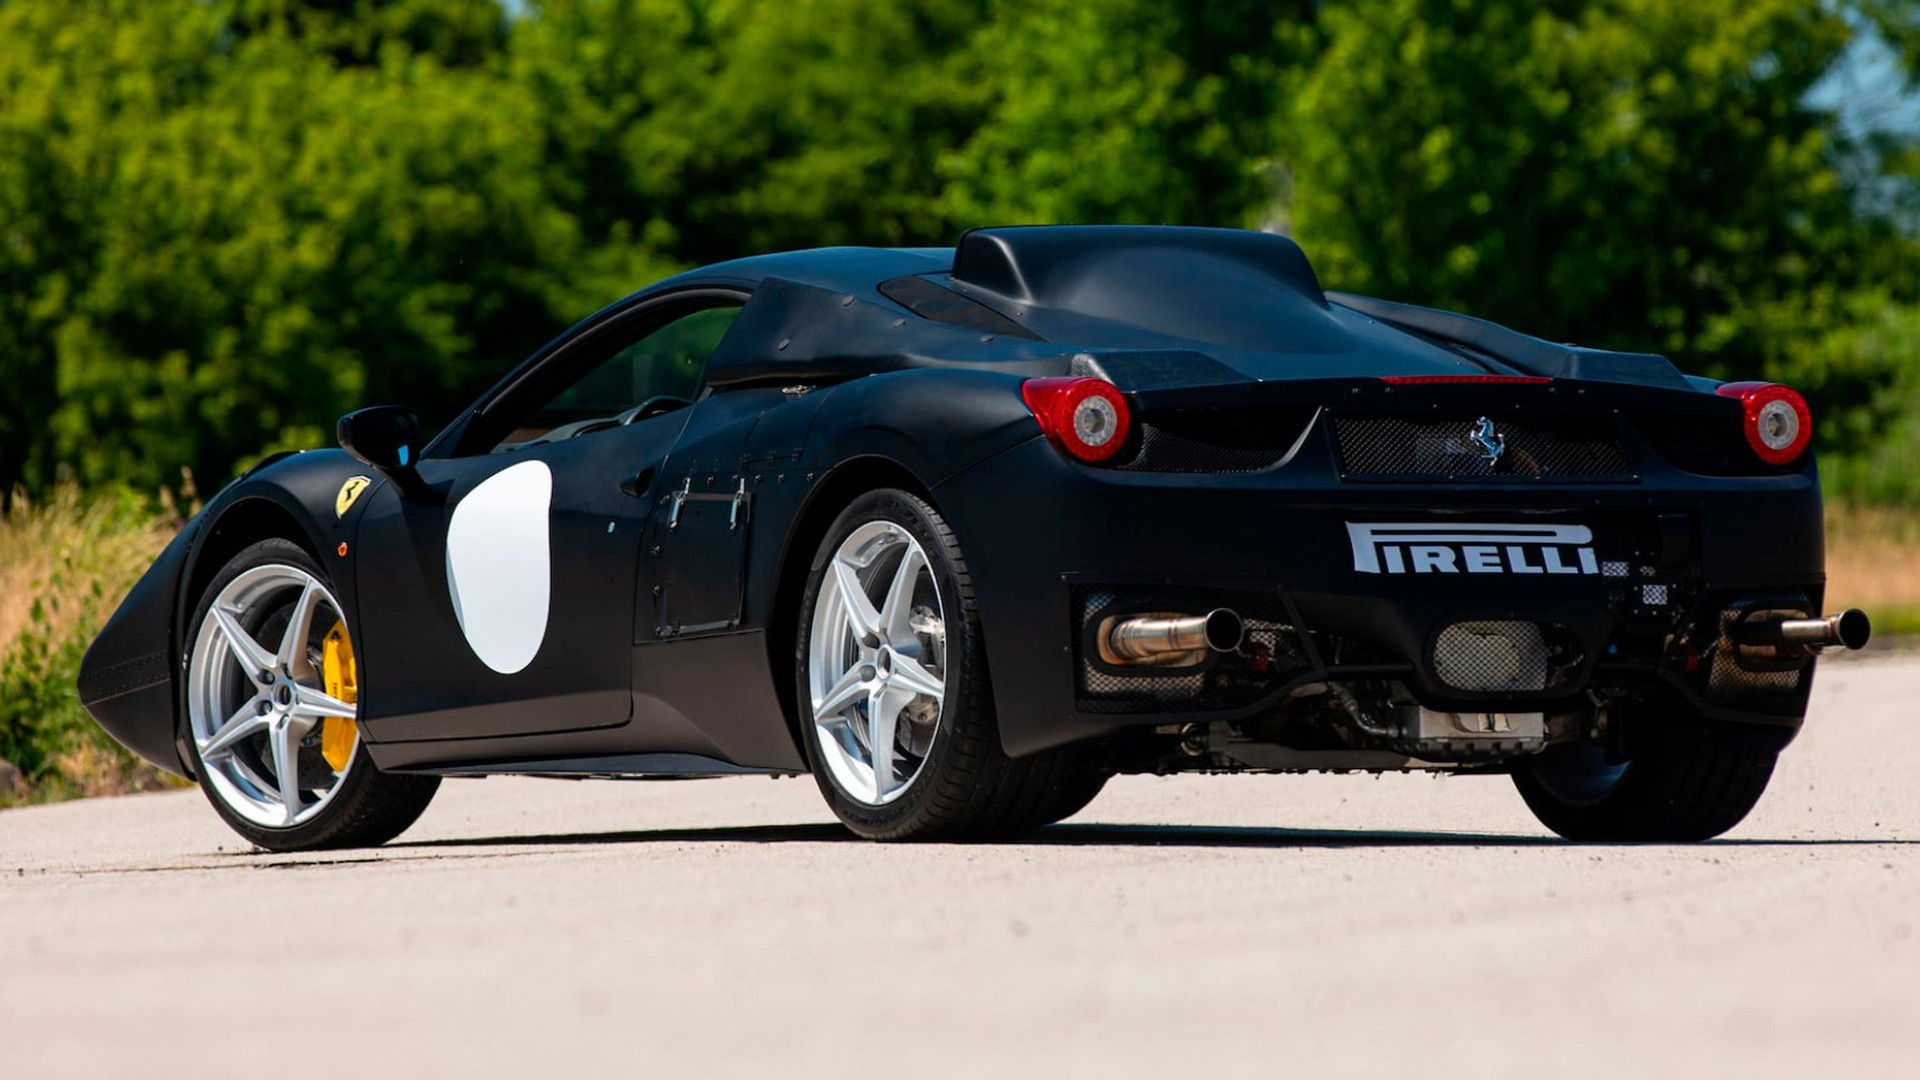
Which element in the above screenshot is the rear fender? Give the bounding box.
[800,368,1043,487]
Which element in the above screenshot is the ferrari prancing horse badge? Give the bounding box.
[335,475,371,518]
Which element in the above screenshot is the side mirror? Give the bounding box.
[337,406,430,500]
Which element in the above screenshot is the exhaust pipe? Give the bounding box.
[1731,609,1872,652]
[1098,609,1244,667]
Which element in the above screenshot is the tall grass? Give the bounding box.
[0,484,186,806]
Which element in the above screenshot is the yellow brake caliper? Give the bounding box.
[319,620,358,771]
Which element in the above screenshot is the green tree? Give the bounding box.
[1281,0,1901,379]
[507,0,989,267]
[938,0,1310,228]
[4,0,1917,504]
[505,0,1310,263]
[233,0,512,68]
[0,1,584,492]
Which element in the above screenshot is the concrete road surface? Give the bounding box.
[4,656,1917,1078]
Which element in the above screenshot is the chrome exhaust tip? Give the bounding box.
[1731,608,1872,652]
[1097,609,1244,667]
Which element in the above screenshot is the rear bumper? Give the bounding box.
[934,435,1824,757]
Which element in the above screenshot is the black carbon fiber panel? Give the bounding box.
[1115,423,1288,473]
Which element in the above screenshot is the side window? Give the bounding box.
[495,304,743,450]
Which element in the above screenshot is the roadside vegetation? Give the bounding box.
[1827,503,1920,638]
[0,485,188,806]
[1,1,1916,804]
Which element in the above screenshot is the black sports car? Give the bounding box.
[78,226,1868,850]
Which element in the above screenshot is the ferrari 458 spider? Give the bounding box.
[78,226,1868,849]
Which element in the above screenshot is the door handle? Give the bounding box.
[620,466,655,498]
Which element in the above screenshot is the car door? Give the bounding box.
[350,297,747,743]
[644,387,775,640]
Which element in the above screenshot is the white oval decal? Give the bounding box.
[445,459,552,674]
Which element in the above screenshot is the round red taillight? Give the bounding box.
[1020,376,1132,463]
[1715,381,1812,465]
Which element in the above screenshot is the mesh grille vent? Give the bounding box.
[1334,413,1630,480]
[1430,620,1584,695]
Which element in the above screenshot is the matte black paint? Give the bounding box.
[78,226,1828,781]
[351,411,687,741]
[397,752,786,779]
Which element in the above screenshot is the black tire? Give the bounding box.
[794,489,1099,841]
[1029,757,1110,827]
[1512,728,1777,842]
[184,538,439,852]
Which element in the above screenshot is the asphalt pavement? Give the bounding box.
[4,655,1916,1078]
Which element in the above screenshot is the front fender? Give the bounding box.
[79,449,377,775]
[172,451,374,643]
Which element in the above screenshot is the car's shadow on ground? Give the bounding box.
[385,822,1916,851]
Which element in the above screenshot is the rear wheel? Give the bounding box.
[1512,726,1777,842]
[183,538,438,851]
[795,489,1102,840]
[1029,763,1109,827]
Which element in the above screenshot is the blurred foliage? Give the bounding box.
[938,0,1313,229]
[1287,0,1874,364]
[0,0,1916,500]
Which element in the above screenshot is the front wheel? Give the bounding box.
[1512,726,1777,842]
[183,538,439,851]
[794,489,1100,840]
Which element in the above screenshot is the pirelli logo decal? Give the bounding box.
[1347,522,1600,575]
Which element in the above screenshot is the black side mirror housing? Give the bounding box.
[337,406,430,500]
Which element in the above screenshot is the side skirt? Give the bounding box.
[387,752,797,780]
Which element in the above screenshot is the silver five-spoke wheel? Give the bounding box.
[186,563,360,828]
[807,520,947,805]
[797,490,1107,840]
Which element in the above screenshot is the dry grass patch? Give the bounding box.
[0,486,178,646]
[0,484,187,806]
[1825,502,1920,636]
